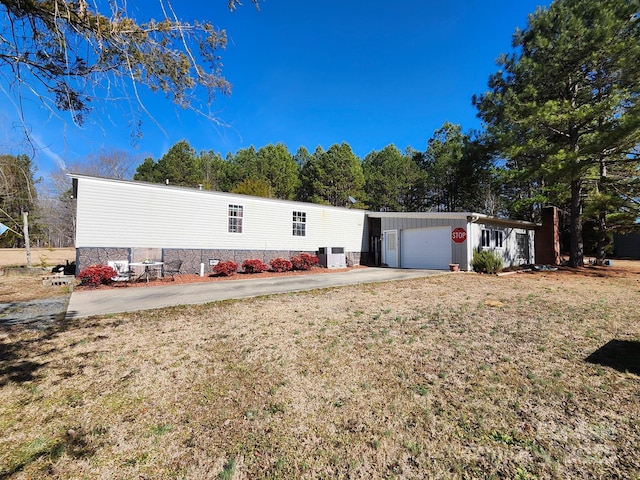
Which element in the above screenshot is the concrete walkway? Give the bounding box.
[66,267,446,318]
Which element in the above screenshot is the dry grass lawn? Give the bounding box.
[0,248,75,269]
[1,259,639,479]
[0,248,76,302]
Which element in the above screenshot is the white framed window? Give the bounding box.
[481,229,492,248]
[293,211,306,236]
[386,231,397,251]
[482,228,504,248]
[516,233,529,262]
[228,204,243,233]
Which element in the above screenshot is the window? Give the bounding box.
[481,229,491,248]
[293,211,306,236]
[228,204,243,233]
[482,228,504,248]
[386,231,397,251]
[516,233,529,262]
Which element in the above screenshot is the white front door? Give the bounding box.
[382,230,399,268]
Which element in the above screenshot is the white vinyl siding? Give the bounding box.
[472,224,534,267]
[73,176,367,252]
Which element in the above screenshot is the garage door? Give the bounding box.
[401,227,451,269]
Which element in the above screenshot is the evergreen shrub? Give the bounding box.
[242,259,269,274]
[291,252,319,271]
[213,260,238,276]
[269,257,293,272]
[471,250,504,274]
[78,264,117,286]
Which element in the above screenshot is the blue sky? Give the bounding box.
[0,0,550,180]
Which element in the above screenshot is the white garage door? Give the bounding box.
[401,227,451,269]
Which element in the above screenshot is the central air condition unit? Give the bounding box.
[318,246,346,268]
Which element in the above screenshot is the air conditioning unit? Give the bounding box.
[318,246,346,268]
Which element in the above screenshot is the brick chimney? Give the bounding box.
[535,206,560,265]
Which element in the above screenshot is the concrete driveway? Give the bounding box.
[66,267,447,318]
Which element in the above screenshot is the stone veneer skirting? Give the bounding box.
[76,247,364,276]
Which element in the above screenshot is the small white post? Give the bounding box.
[200,262,204,277]
[23,211,31,268]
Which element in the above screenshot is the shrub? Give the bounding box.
[291,252,319,271]
[269,257,293,273]
[242,258,269,274]
[78,264,117,286]
[471,250,504,274]
[213,260,238,276]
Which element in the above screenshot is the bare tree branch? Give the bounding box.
[0,0,260,136]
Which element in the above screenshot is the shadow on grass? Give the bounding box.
[0,309,113,478]
[0,357,49,386]
[0,297,73,387]
[0,295,120,387]
[585,339,640,375]
[0,429,98,479]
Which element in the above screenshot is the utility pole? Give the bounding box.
[23,211,31,268]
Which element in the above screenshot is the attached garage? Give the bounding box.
[370,212,537,271]
[400,227,451,269]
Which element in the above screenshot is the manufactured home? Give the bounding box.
[70,174,539,275]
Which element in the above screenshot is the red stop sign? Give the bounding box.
[452,227,467,243]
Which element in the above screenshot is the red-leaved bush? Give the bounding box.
[269,257,293,273]
[242,259,269,274]
[213,260,238,276]
[78,264,117,287]
[290,252,319,271]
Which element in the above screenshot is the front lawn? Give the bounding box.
[1,265,639,478]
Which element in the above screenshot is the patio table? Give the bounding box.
[130,261,164,283]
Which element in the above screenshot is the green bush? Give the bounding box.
[471,250,503,274]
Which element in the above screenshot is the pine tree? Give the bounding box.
[474,0,640,266]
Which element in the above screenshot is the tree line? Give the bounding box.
[132,122,494,214]
[1,0,638,266]
[0,123,498,249]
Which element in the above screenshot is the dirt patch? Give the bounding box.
[504,260,640,280]
[0,270,72,302]
[560,260,640,278]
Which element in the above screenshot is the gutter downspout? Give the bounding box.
[466,215,481,271]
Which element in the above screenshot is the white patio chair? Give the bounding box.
[108,260,133,282]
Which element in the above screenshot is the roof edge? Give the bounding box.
[366,211,539,228]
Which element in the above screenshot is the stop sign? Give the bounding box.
[452,227,467,243]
